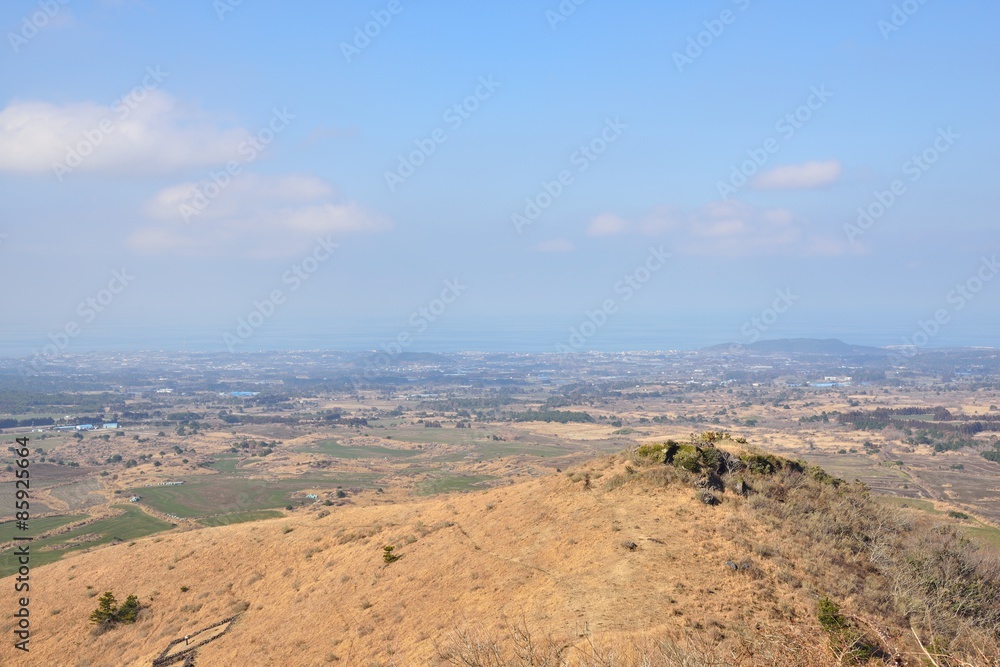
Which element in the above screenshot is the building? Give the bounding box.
[102,422,119,429]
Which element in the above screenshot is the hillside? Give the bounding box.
[2,444,998,666]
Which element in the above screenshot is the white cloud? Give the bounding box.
[684,201,802,255]
[0,90,248,175]
[130,173,391,258]
[586,213,629,237]
[752,159,842,191]
[588,200,852,257]
[531,238,575,253]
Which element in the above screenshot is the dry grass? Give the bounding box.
[1,447,998,666]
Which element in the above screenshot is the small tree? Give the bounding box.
[383,546,399,564]
[89,591,142,630]
[89,592,118,625]
[117,595,140,623]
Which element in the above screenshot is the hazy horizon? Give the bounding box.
[1,319,997,358]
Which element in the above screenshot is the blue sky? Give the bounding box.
[1,0,998,355]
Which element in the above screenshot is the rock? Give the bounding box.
[698,490,720,506]
[622,540,638,551]
[725,560,739,571]
[733,478,752,496]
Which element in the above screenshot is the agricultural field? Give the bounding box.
[882,494,1000,549]
[300,439,423,459]
[0,513,83,543]
[197,509,285,527]
[48,476,106,510]
[129,474,381,519]
[0,505,172,577]
[0,482,56,519]
[129,478,312,518]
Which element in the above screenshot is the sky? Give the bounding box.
[1,0,998,357]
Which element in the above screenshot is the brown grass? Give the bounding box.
[1,448,997,666]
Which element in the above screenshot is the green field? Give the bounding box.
[207,455,243,472]
[427,440,569,464]
[306,439,422,459]
[881,495,1000,550]
[882,496,940,513]
[417,474,494,495]
[198,510,285,527]
[0,514,85,542]
[0,506,173,577]
[383,426,488,446]
[966,526,1000,549]
[131,475,379,518]
[132,478,308,518]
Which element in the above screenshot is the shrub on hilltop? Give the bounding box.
[622,436,1000,664]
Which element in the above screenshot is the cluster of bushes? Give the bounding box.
[633,438,839,488]
[227,438,278,456]
[798,411,834,423]
[839,407,1000,435]
[89,592,140,633]
[514,410,594,424]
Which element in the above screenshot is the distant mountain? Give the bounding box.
[706,338,889,356]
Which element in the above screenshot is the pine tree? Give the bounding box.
[118,595,140,623]
[89,592,118,625]
[89,591,142,627]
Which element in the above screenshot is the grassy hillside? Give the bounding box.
[1,445,997,666]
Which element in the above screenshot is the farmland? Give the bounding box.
[0,513,82,542]
[129,478,322,518]
[0,505,172,577]
[197,509,285,527]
